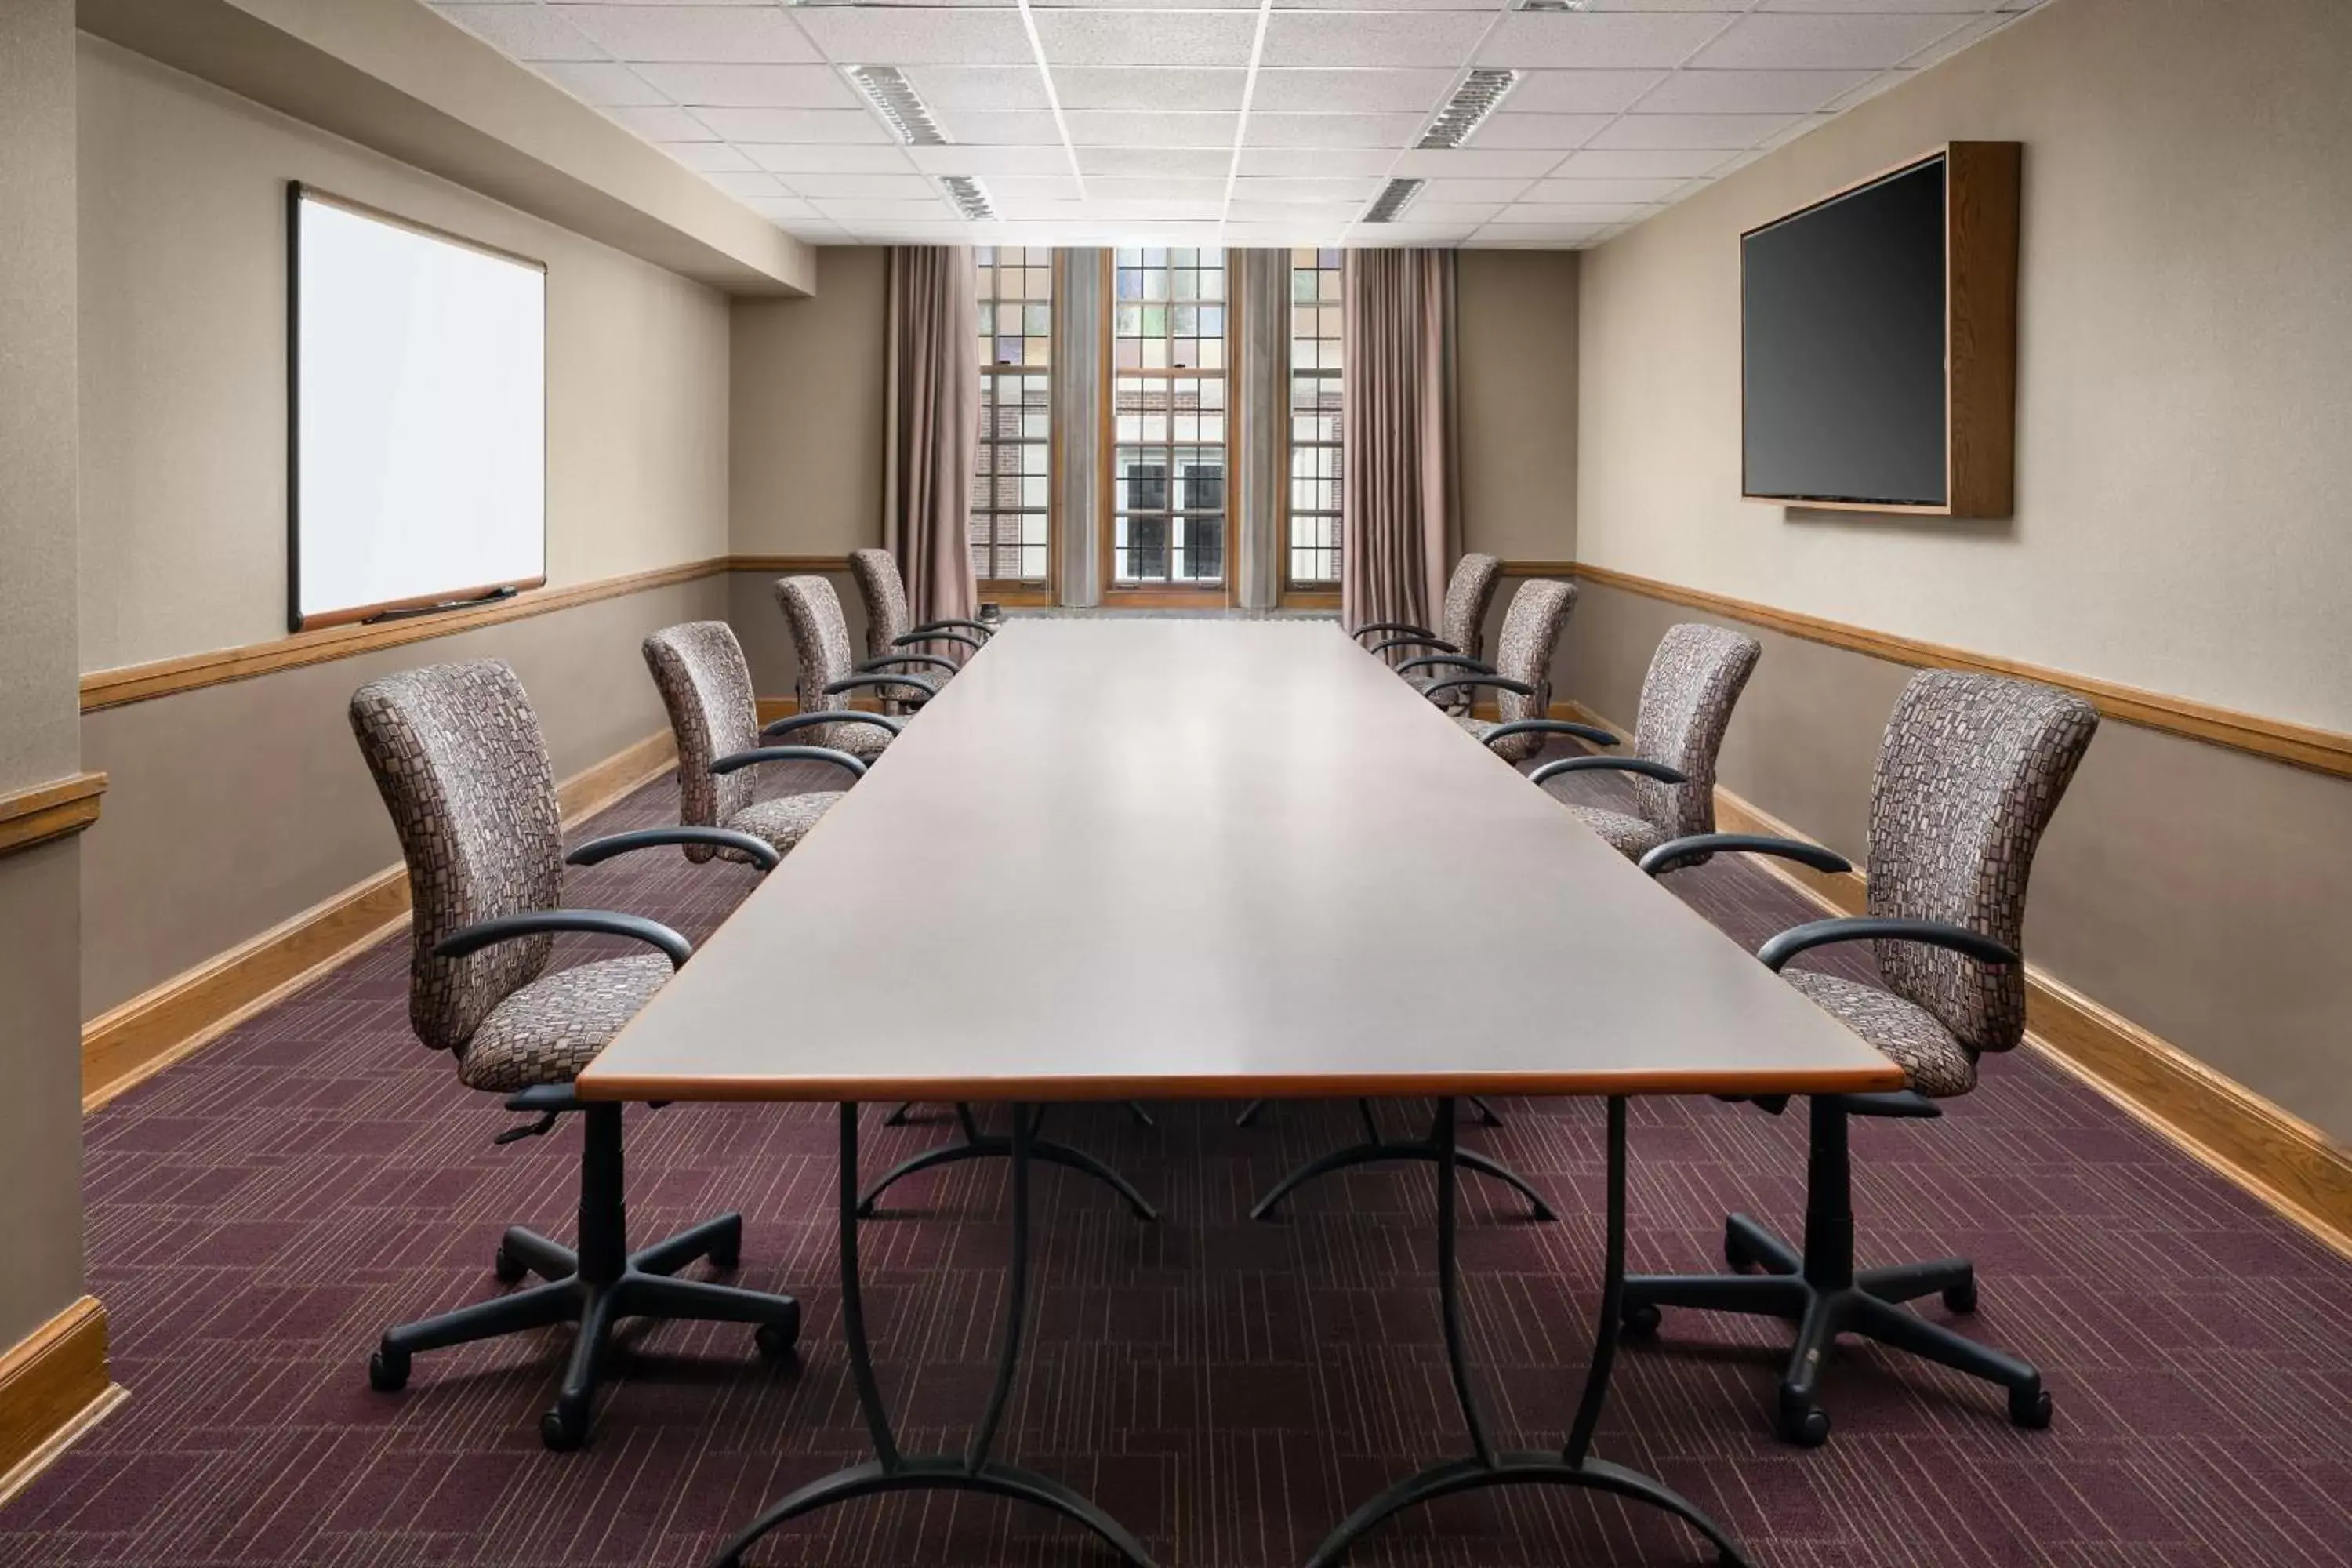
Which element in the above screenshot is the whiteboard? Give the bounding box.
[291,187,546,630]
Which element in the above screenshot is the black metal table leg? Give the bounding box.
[706,1102,1155,1568]
[858,1100,1159,1221]
[1305,1098,1754,1568]
[1250,1098,1555,1221]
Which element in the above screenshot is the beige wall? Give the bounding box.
[1577,0,2352,735]
[0,0,95,1350]
[76,35,732,675]
[730,246,887,558]
[1458,249,1578,565]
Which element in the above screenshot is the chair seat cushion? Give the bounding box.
[457,953,673,1091]
[727,790,844,854]
[1562,804,1667,861]
[1782,969,1978,1098]
[1455,714,1539,764]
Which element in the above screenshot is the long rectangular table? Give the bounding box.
[579,619,1901,1568]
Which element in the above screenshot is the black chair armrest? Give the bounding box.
[1483,719,1619,750]
[1368,636,1459,659]
[1394,654,1490,678]
[760,710,904,742]
[1350,620,1436,644]
[907,618,993,639]
[856,652,958,676]
[434,910,692,969]
[1424,674,1535,702]
[1637,833,1853,880]
[1757,917,2018,974]
[568,826,782,873]
[710,745,866,781]
[1528,755,1688,786]
[1831,1090,1944,1120]
[894,630,985,654]
[825,673,939,700]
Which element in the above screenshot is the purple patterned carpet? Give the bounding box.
[9,760,2350,1567]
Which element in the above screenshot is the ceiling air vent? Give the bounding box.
[1515,0,1588,12]
[1418,69,1519,151]
[1361,178,1425,224]
[941,176,995,221]
[845,65,948,147]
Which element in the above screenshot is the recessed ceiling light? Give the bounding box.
[1417,69,1518,151]
[1516,0,1588,10]
[941,175,994,221]
[1362,178,1425,224]
[844,65,948,148]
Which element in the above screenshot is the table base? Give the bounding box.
[1250,1099,1555,1221]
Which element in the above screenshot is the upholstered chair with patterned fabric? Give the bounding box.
[1625,669,2098,1449]
[350,658,802,1452]
[1526,623,1762,862]
[1353,552,1503,714]
[775,575,948,753]
[847,546,994,664]
[1428,577,1577,764]
[643,620,888,863]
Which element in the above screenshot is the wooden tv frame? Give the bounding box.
[1740,141,2021,518]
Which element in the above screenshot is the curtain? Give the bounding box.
[1339,249,1458,650]
[884,246,982,627]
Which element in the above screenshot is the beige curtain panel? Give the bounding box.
[884,246,982,628]
[1338,249,1460,651]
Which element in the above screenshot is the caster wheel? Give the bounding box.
[540,1400,590,1452]
[1621,1303,1661,1340]
[754,1311,800,1360]
[1775,1393,1831,1448]
[1942,1278,1978,1314]
[492,1244,528,1286]
[368,1348,409,1392]
[2009,1385,2053,1430]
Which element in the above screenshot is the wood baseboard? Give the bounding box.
[82,729,679,1112]
[0,1298,122,1507]
[1556,699,2352,1258]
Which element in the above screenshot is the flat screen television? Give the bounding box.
[1741,143,2020,517]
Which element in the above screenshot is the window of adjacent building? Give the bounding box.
[1109,248,1228,590]
[1288,249,1343,588]
[972,248,1052,586]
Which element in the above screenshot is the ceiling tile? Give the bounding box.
[1033,0,1256,8]
[1485,202,1640,225]
[1053,67,1249,113]
[1522,174,1689,203]
[1690,13,1970,71]
[1260,11,1493,71]
[1243,112,1423,147]
[1590,112,1798,151]
[1075,146,1233,179]
[1250,69,1453,114]
[1236,147,1398,177]
[1900,13,2005,67]
[1504,69,1668,114]
[1087,176,1232,203]
[746,143,920,174]
[530,61,669,107]
[1548,147,1731,178]
[1756,0,1998,10]
[557,5,822,64]
[1492,198,1649,223]
[1032,11,1260,69]
[902,66,1054,113]
[633,64,859,108]
[935,109,1066,145]
[1414,176,1534,203]
[1468,112,1611,151]
[662,140,757,172]
[791,8,1036,67]
[813,198,960,220]
[1062,111,1237,147]
[1228,200,1365,223]
[603,104,717,140]
[1631,67,1874,114]
[433,5,603,62]
[691,107,891,143]
[906,144,1073,176]
[1233,175,1384,203]
[1476,13,1733,70]
[778,172,944,200]
[742,196,822,224]
[702,170,788,198]
[974,175,1086,201]
[1391,148,1564,179]
[1403,201,1504,225]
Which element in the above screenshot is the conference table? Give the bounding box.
[579,618,1902,1568]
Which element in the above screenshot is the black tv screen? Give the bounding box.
[1744,156,1947,507]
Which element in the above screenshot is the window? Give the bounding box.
[1288,248,1344,588]
[1110,248,1228,589]
[972,248,1052,586]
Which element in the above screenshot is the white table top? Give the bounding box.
[578,619,1900,1104]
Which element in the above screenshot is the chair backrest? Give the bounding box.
[349,659,562,1053]
[1865,670,2098,1056]
[643,621,759,862]
[1491,577,1575,728]
[1441,552,1504,662]
[848,548,909,662]
[774,575,865,753]
[1628,623,1761,841]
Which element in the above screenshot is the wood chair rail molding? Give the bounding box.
[1558,698,2352,1261]
[0,773,107,860]
[1512,561,2352,781]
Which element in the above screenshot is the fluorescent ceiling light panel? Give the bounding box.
[1361,176,1426,223]
[1419,69,1517,150]
[846,66,949,147]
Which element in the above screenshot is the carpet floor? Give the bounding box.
[8,759,2348,1567]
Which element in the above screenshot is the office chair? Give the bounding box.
[644,620,887,860]
[1522,623,1761,861]
[350,659,802,1451]
[848,546,994,672]
[1626,669,2097,1446]
[774,574,945,751]
[1352,550,1502,713]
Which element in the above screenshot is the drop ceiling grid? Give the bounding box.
[426,0,2049,249]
